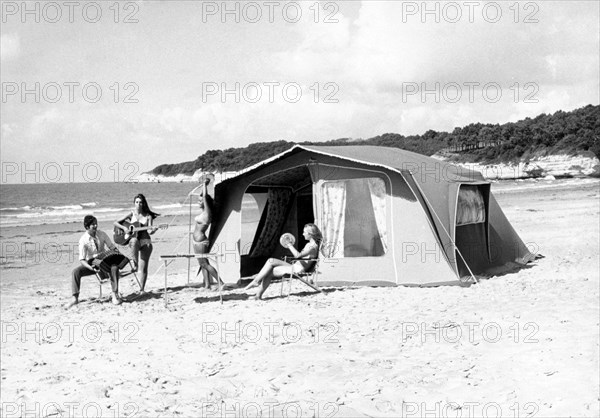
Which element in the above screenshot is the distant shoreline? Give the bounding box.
[1,178,597,236]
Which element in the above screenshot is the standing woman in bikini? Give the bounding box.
[193,178,223,289]
[114,194,159,293]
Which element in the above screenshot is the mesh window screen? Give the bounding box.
[456,185,486,226]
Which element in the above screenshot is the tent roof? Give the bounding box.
[220,144,484,186]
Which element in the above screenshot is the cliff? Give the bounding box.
[436,153,600,180]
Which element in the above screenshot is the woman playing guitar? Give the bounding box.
[114,194,160,293]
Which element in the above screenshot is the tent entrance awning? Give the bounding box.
[245,164,312,193]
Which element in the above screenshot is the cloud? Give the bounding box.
[2,1,597,175]
[1,123,17,138]
[273,2,599,90]
[256,1,599,136]
[0,33,20,62]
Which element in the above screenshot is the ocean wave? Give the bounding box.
[15,209,88,218]
[0,205,191,228]
[1,182,199,228]
[0,205,32,212]
[48,204,83,211]
[1,203,99,212]
[94,207,128,213]
[154,203,185,209]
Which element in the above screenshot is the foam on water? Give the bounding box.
[1,182,197,228]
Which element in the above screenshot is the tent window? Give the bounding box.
[321,177,387,258]
[456,185,486,226]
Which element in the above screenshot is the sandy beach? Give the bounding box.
[1,178,599,417]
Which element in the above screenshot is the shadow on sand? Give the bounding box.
[193,287,341,304]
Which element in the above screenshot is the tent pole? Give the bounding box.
[188,194,192,285]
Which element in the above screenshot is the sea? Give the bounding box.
[2,177,597,229]
[0,182,201,229]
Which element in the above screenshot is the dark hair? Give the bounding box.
[199,191,215,210]
[134,194,160,219]
[83,215,97,229]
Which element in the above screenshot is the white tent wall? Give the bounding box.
[390,178,460,286]
[212,202,242,284]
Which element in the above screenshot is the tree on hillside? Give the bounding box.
[148,104,600,175]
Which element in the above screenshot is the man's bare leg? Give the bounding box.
[111,292,122,305]
[66,295,79,309]
[110,265,122,305]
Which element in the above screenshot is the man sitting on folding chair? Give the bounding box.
[244,223,322,300]
[68,215,126,308]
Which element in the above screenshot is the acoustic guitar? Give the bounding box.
[113,221,168,245]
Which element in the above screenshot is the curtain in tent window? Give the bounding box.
[320,177,387,258]
[250,188,293,257]
[367,178,388,252]
[321,182,346,258]
[456,185,486,226]
[241,193,268,256]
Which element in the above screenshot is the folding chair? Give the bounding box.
[280,257,321,297]
[94,270,112,299]
[93,255,139,299]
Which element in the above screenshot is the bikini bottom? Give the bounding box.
[138,238,152,248]
[193,239,210,254]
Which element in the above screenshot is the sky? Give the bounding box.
[1,0,599,183]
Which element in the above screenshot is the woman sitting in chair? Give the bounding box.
[245,223,322,300]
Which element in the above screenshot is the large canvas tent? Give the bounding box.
[209,145,533,286]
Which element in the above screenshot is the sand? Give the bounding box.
[1,179,599,417]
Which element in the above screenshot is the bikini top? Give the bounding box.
[195,213,210,227]
[131,211,149,225]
